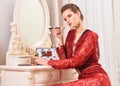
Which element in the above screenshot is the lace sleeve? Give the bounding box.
[56,45,67,59]
[48,32,97,69]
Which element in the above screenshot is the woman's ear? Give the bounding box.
[76,11,81,17]
[76,11,83,20]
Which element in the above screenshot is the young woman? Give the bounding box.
[35,3,111,86]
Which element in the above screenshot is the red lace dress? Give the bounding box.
[48,29,111,86]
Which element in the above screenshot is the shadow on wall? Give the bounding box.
[0,0,17,65]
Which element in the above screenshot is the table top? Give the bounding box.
[0,65,53,71]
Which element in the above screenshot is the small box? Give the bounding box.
[36,48,58,60]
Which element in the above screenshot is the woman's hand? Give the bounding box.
[34,56,49,65]
[52,26,63,38]
[52,26,64,46]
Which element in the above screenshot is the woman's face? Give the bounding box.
[62,9,82,29]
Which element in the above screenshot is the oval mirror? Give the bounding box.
[13,0,50,47]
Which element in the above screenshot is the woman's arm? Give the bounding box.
[56,45,67,59]
[52,26,67,59]
[48,32,97,69]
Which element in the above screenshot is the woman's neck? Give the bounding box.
[76,24,86,35]
[73,24,86,44]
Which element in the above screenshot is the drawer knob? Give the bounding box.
[27,73,32,80]
[49,73,53,78]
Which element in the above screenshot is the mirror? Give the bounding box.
[7,0,52,56]
[19,0,45,46]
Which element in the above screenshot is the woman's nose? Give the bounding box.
[67,20,70,24]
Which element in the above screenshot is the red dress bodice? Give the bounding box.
[48,29,107,78]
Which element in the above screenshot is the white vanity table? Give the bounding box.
[0,65,60,86]
[0,66,78,86]
[0,0,79,86]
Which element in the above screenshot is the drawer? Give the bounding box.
[1,71,34,86]
[61,69,79,80]
[35,69,60,83]
[35,81,60,86]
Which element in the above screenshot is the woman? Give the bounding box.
[35,3,111,86]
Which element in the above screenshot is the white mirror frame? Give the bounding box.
[15,0,51,47]
[6,0,52,62]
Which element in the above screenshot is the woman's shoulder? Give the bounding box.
[86,29,97,34]
[67,29,99,38]
[68,29,76,33]
[85,29,99,39]
[67,29,76,37]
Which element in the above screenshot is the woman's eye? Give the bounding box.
[68,14,72,18]
[64,18,67,21]
[63,14,72,21]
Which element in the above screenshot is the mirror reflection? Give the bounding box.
[19,0,45,46]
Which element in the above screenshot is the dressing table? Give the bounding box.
[0,0,78,86]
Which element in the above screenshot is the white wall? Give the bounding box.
[0,0,16,65]
[113,0,120,84]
